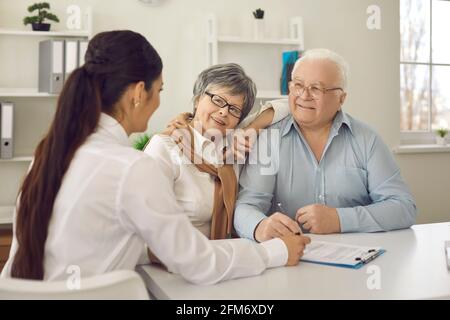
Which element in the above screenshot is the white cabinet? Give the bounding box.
[0,8,93,225]
[206,14,304,103]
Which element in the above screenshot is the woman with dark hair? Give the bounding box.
[1,30,310,284]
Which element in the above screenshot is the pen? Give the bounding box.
[276,202,303,235]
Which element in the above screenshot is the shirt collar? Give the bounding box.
[190,125,223,166]
[282,110,353,138]
[97,113,130,147]
[331,110,353,136]
[282,115,295,137]
[190,125,213,155]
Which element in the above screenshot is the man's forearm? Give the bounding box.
[337,198,417,233]
[234,203,267,241]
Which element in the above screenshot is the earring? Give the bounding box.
[134,101,141,108]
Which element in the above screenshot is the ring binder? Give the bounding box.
[78,40,89,66]
[39,39,65,94]
[64,39,79,80]
[0,102,14,159]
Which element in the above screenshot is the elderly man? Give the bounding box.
[234,48,417,242]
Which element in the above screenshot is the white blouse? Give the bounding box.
[1,113,287,284]
[143,102,290,237]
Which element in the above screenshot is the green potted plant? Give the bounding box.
[133,133,152,151]
[23,2,60,32]
[435,128,448,146]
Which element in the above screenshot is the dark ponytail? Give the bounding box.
[11,30,162,280]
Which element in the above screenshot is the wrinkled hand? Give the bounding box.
[296,204,341,234]
[255,212,301,242]
[280,234,311,266]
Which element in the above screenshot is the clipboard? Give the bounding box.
[300,241,386,269]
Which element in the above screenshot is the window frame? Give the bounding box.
[400,0,450,145]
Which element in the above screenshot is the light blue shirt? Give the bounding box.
[234,111,417,240]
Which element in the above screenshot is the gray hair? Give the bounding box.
[292,48,349,90]
[192,63,257,122]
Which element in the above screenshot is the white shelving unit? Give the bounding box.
[0,156,33,163]
[0,8,93,226]
[206,14,304,103]
[217,36,302,46]
[0,8,93,98]
[0,28,91,38]
[0,88,58,98]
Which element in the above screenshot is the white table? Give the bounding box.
[136,223,450,300]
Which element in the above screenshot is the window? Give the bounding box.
[400,0,450,144]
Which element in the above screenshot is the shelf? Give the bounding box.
[0,88,57,97]
[0,156,33,163]
[0,28,90,38]
[0,206,14,225]
[216,36,301,46]
[256,91,288,99]
[393,144,450,154]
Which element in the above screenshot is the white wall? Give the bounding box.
[0,0,449,223]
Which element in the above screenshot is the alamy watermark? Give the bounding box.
[66,265,81,290]
[164,123,281,175]
[366,265,381,290]
[367,5,381,30]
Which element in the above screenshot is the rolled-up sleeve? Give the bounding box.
[238,99,290,129]
[265,99,290,125]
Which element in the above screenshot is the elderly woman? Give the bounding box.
[234,49,417,242]
[143,63,289,239]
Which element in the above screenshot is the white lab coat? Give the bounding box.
[1,113,287,285]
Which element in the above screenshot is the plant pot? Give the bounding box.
[253,19,265,39]
[436,136,447,146]
[32,23,51,32]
